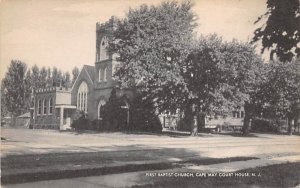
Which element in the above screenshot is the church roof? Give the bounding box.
[83,65,95,83]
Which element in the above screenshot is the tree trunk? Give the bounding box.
[288,116,293,135]
[191,116,198,136]
[197,113,206,131]
[184,104,197,136]
[242,102,253,135]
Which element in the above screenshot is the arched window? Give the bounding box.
[49,98,53,114]
[98,99,106,119]
[38,100,42,115]
[100,36,109,61]
[43,99,47,114]
[77,81,88,113]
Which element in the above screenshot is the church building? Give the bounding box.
[30,17,133,130]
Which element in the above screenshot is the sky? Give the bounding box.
[0,0,267,80]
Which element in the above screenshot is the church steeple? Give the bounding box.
[95,16,118,86]
[95,16,117,63]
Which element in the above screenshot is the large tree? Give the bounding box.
[185,36,264,134]
[52,67,64,87]
[24,70,33,110]
[252,0,300,62]
[261,59,300,134]
[2,60,29,117]
[221,40,266,134]
[182,35,225,132]
[1,81,8,118]
[46,67,52,87]
[63,72,71,88]
[39,67,48,88]
[31,65,40,90]
[111,0,196,113]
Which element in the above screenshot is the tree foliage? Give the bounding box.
[72,67,79,86]
[261,59,300,119]
[31,65,40,90]
[1,82,9,117]
[186,36,264,114]
[111,1,197,113]
[64,72,71,88]
[2,60,29,117]
[252,0,300,62]
[183,35,224,114]
[39,67,48,88]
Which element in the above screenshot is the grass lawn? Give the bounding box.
[130,162,300,188]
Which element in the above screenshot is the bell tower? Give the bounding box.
[96,16,117,63]
[95,16,117,85]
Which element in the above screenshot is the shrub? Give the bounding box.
[101,89,126,131]
[71,112,89,131]
[251,118,280,133]
[129,93,162,133]
[177,116,192,132]
[129,106,162,133]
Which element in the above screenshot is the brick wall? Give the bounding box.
[33,88,59,129]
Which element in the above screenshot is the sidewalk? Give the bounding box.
[185,154,300,172]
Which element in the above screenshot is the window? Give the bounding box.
[100,36,109,61]
[98,100,106,119]
[241,111,244,118]
[98,69,102,82]
[103,67,107,81]
[49,98,53,114]
[43,99,47,114]
[99,67,108,82]
[31,98,34,108]
[232,111,236,118]
[98,69,101,81]
[77,81,88,113]
[38,100,42,115]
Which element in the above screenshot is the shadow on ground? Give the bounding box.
[1,144,258,185]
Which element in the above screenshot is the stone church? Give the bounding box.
[30,17,133,130]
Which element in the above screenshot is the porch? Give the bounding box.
[55,105,77,130]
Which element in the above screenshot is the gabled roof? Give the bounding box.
[71,65,95,91]
[83,65,95,82]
